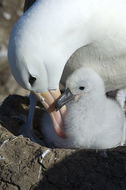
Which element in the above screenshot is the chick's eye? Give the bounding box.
[79,86,85,90]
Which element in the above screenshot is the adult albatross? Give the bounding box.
[8,0,126,138]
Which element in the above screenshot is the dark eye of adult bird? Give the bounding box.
[8,0,126,140]
[79,86,85,91]
[29,74,36,86]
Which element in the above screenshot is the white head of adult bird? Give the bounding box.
[8,0,88,137]
[8,0,126,137]
[41,68,125,149]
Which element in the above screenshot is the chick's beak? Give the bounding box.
[55,88,82,111]
[33,89,66,138]
[55,88,75,111]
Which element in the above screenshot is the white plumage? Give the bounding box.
[8,0,126,92]
[8,0,126,139]
[41,68,125,149]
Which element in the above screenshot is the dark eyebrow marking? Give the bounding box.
[29,74,36,86]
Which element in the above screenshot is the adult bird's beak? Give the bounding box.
[55,88,75,111]
[33,89,66,138]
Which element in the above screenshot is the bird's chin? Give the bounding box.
[74,94,82,102]
[33,89,67,138]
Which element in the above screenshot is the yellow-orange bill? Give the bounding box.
[33,90,66,138]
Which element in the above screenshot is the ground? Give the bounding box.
[0,0,27,103]
[0,0,126,189]
[0,95,126,190]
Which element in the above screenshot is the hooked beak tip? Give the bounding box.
[55,88,75,111]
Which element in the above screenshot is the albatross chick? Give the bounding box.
[41,68,125,149]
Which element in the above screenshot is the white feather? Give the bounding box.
[41,68,125,149]
[8,0,126,92]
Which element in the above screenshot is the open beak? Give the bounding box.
[33,89,66,138]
